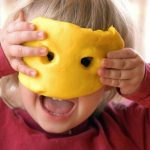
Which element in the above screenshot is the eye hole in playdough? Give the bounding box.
[47,52,54,61]
[81,57,93,67]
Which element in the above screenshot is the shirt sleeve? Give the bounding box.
[123,63,150,107]
[106,64,150,150]
[0,45,16,77]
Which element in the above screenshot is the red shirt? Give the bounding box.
[0,46,150,150]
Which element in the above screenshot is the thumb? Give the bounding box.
[15,10,26,22]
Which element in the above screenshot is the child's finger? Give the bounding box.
[9,45,48,57]
[100,77,130,88]
[101,58,138,69]
[98,68,135,80]
[10,59,37,76]
[7,31,45,44]
[15,10,26,22]
[7,22,35,33]
[107,48,137,59]
[7,10,34,33]
[100,76,140,94]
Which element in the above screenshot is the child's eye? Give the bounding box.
[47,52,54,61]
[81,57,93,67]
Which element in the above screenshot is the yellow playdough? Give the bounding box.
[18,17,124,99]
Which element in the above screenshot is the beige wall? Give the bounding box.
[128,0,150,61]
[144,0,150,61]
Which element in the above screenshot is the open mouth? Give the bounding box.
[40,96,77,118]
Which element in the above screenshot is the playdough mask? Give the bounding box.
[19,17,124,99]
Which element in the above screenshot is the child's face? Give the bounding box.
[19,82,104,133]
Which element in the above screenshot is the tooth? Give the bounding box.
[57,99,62,101]
[52,97,58,100]
[52,112,62,116]
[52,97,62,101]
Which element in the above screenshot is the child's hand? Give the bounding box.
[0,11,47,76]
[98,48,145,95]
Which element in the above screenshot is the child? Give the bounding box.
[0,0,150,150]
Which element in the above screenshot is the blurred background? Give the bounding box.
[0,0,150,62]
[127,0,150,62]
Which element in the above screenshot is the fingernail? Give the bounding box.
[30,71,37,77]
[29,24,35,30]
[98,69,102,76]
[101,60,105,66]
[38,31,45,39]
[107,52,113,58]
[98,68,105,76]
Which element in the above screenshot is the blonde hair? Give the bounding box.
[4,0,135,47]
[0,0,135,108]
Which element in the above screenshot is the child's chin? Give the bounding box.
[38,118,75,134]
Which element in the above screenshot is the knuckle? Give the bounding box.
[9,32,20,43]
[20,31,35,41]
[14,22,23,30]
[104,69,110,77]
[137,57,144,66]
[25,69,32,75]
[9,45,21,57]
[24,22,31,29]
[8,45,15,56]
[20,32,26,40]
[120,59,126,68]
[31,31,38,39]
[11,59,23,72]
[112,79,120,87]
[23,47,36,56]
[17,46,24,57]
[121,71,128,79]
[112,70,122,79]
[7,24,13,33]
[7,22,16,32]
[14,61,20,71]
[118,70,123,79]
[100,77,109,85]
[20,31,28,41]
[16,63,22,72]
[13,21,28,31]
[126,48,133,55]
[108,59,114,67]
[19,67,26,74]
[129,58,139,68]
[112,70,120,79]
[10,60,18,71]
[108,70,112,77]
[127,48,137,57]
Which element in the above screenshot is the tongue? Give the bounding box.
[43,97,74,114]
